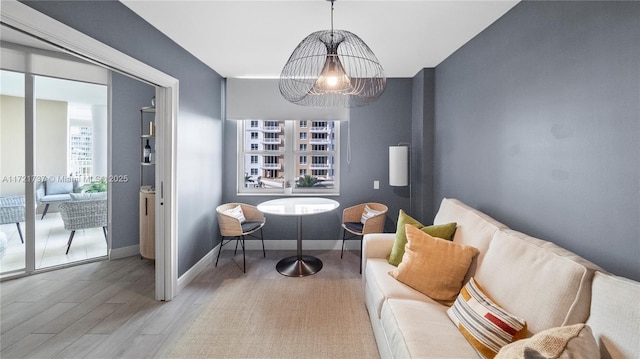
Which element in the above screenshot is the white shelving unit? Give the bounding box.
[140,106,155,260]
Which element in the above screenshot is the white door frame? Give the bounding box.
[1,0,178,300]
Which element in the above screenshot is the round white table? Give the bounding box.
[257,197,339,277]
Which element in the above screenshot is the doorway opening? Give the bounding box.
[1,68,110,273]
[1,2,178,301]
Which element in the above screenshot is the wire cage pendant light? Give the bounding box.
[279,0,386,108]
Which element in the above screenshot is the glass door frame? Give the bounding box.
[2,2,178,301]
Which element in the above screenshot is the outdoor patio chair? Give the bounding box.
[0,196,25,243]
[59,199,107,254]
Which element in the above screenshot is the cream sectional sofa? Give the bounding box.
[362,198,640,359]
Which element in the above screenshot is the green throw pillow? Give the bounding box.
[387,209,457,266]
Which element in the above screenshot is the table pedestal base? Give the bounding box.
[276,255,323,277]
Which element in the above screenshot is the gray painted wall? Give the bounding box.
[111,73,154,250]
[433,1,640,280]
[222,79,413,244]
[411,69,435,223]
[24,1,224,276]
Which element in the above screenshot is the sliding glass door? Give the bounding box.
[0,70,27,274]
[33,75,108,269]
[0,67,108,277]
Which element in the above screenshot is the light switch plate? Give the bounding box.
[374,180,380,189]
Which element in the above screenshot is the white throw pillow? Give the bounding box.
[224,205,246,223]
[360,205,382,224]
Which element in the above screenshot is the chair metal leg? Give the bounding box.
[103,227,108,244]
[16,223,24,244]
[41,203,50,220]
[360,236,363,274]
[260,228,265,258]
[240,236,246,273]
[215,236,225,267]
[66,230,76,254]
[341,229,363,274]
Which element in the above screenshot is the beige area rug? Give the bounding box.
[166,276,379,359]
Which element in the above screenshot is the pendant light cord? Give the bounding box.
[330,0,335,33]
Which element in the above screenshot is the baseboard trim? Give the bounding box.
[177,245,217,293]
[109,244,140,259]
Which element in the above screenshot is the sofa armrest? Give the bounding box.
[363,233,395,259]
[362,233,395,284]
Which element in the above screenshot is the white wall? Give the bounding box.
[35,99,67,178]
[0,95,25,196]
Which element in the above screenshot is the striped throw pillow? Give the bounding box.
[447,278,528,359]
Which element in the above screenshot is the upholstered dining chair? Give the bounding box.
[341,202,388,273]
[215,203,266,273]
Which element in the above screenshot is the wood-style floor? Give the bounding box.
[0,248,363,358]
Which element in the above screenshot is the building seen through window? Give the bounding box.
[239,119,338,193]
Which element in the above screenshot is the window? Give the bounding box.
[238,120,338,194]
[69,125,93,176]
[68,103,95,177]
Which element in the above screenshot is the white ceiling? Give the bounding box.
[121,0,519,78]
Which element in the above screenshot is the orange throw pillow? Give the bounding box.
[389,224,479,305]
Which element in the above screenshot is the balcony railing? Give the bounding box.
[309,163,331,169]
[262,138,282,144]
[310,126,331,132]
[262,163,282,170]
[309,138,331,144]
[262,126,282,132]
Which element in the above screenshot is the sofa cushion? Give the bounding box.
[40,194,72,203]
[474,230,597,334]
[496,324,599,359]
[432,198,509,280]
[586,272,640,359]
[447,278,527,359]
[388,209,457,266]
[501,229,603,327]
[70,192,107,201]
[389,225,479,305]
[46,180,73,195]
[381,298,478,358]
[365,258,438,320]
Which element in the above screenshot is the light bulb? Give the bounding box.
[311,53,353,95]
[326,76,338,87]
